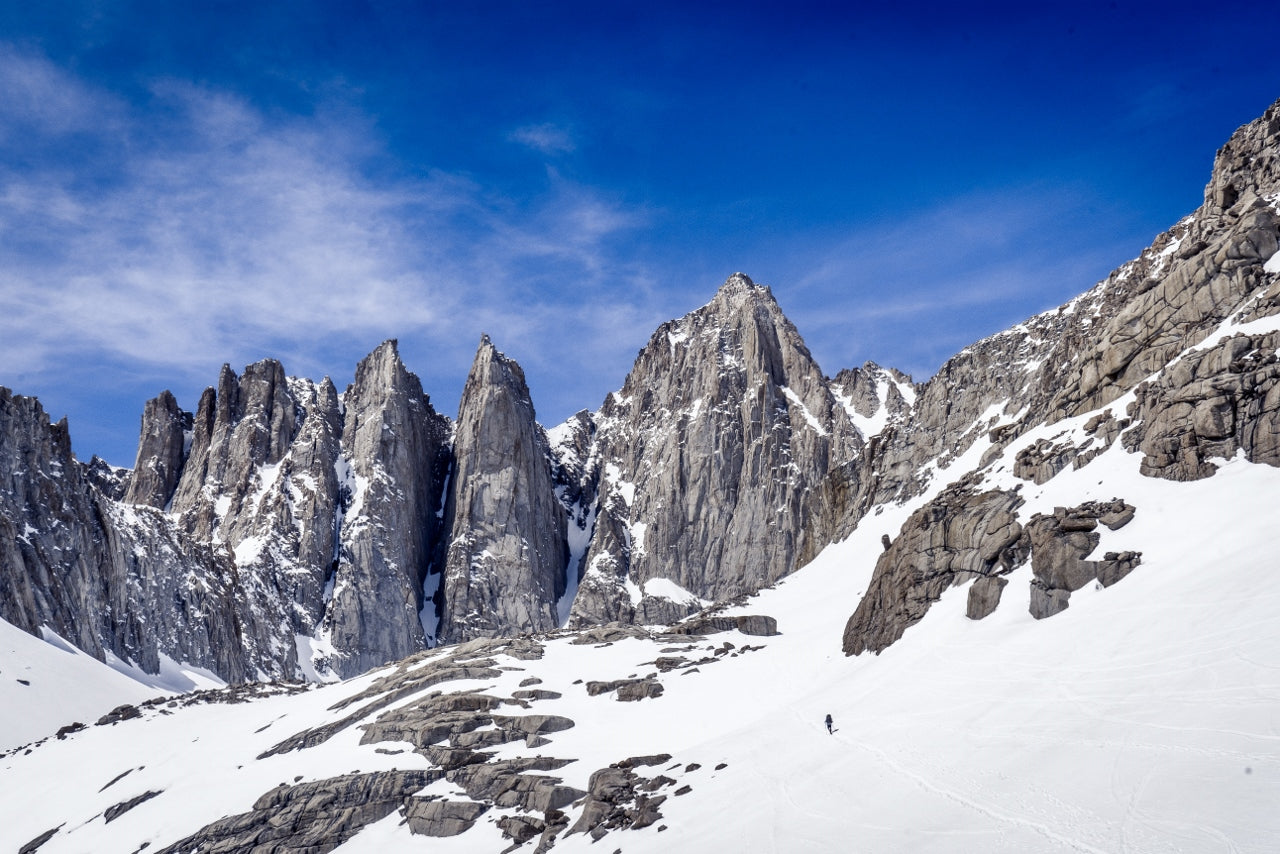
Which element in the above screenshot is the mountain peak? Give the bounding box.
[711,271,775,309]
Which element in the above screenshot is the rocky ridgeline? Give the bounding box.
[841,98,1280,655]
[1,275,869,683]
[835,98,1280,522]
[0,388,266,681]
[3,98,1280,681]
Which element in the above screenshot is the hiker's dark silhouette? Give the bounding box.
[825,714,833,734]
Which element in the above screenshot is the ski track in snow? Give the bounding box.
[835,729,1111,854]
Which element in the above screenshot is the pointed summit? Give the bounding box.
[438,337,568,643]
[567,273,863,627]
[323,340,451,677]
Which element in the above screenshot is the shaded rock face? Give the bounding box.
[124,341,454,680]
[1122,331,1280,480]
[1026,502,1141,619]
[564,274,864,627]
[324,341,452,677]
[842,485,1028,656]
[0,389,259,681]
[0,389,116,661]
[2,341,456,683]
[437,336,569,644]
[122,390,191,508]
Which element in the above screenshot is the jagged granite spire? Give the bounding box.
[437,335,569,644]
[323,340,452,677]
[123,390,191,508]
[0,388,263,681]
[564,273,863,626]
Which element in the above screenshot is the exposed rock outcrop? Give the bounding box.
[1122,331,1280,480]
[0,388,268,680]
[437,336,568,644]
[566,274,863,627]
[0,389,117,661]
[837,98,1280,655]
[1026,502,1142,619]
[829,99,1280,529]
[843,485,1028,656]
[153,770,440,854]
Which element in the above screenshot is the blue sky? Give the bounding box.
[1,1,1276,467]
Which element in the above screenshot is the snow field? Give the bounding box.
[2,427,1278,852]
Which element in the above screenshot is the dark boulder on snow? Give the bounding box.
[966,575,1008,620]
[1025,502,1143,619]
[403,798,489,837]
[153,770,441,854]
[844,485,1028,655]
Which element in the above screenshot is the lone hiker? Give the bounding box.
[825,714,833,734]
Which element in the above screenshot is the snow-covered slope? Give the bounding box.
[3,430,1277,852]
[0,620,224,752]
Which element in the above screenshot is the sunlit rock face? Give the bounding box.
[437,335,569,645]
[563,273,864,627]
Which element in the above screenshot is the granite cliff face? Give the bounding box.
[0,388,267,681]
[437,336,568,644]
[1,389,119,663]
[560,274,865,627]
[324,341,452,677]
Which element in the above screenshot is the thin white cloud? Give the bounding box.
[0,48,649,421]
[509,122,576,155]
[0,44,122,137]
[784,185,1151,380]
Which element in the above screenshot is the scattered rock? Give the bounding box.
[96,704,142,726]
[674,614,779,637]
[55,722,85,740]
[104,790,162,823]
[567,757,674,842]
[99,768,136,792]
[403,798,489,837]
[587,676,664,701]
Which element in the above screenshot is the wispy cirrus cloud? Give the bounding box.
[0,47,660,462]
[784,186,1154,380]
[509,122,576,155]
